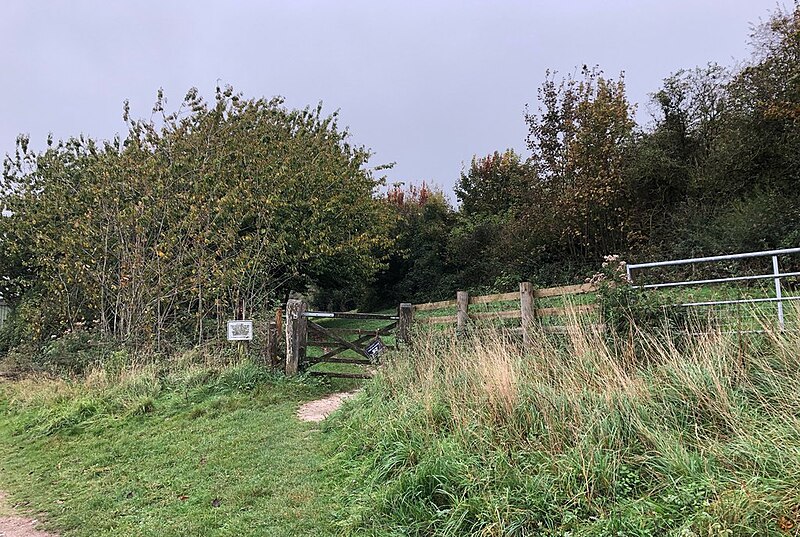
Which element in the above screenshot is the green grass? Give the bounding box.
[0,490,13,517]
[0,362,358,536]
[3,293,800,537]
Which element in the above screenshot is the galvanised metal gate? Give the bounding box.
[626,247,800,330]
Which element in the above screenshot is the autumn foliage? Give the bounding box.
[364,5,800,305]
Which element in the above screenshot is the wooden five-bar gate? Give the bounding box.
[284,300,413,378]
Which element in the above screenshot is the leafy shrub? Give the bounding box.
[37,329,120,375]
[592,255,687,335]
[0,312,23,356]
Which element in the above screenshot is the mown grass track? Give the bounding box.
[0,364,358,537]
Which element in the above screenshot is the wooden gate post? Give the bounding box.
[457,291,469,335]
[285,299,307,375]
[265,320,279,370]
[520,282,535,349]
[268,308,283,370]
[398,303,413,345]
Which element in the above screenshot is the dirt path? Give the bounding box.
[297,391,359,422]
[0,491,57,537]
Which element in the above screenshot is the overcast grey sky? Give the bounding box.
[0,1,783,196]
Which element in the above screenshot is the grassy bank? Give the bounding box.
[331,319,800,536]
[3,309,800,536]
[0,355,356,536]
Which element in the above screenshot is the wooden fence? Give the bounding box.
[279,282,601,375]
[413,281,600,345]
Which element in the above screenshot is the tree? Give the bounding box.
[455,150,529,216]
[636,5,800,257]
[1,86,391,348]
[525,66,636,261]
[715,4,800,200]
[623,64,729,247]
[362,183,456,308]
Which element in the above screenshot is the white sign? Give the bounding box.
[227,320,253,341]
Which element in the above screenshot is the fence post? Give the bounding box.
[264,308,283,369]
[520,282,535,349]
[398,303,413,345]
[265,320,279,369]
[285,299,307,375]
[457,290,469,335]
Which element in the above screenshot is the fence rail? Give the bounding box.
[413,299,458,312]
[412,281,600,341]
[273,248,800,377]
[535,283,595,298]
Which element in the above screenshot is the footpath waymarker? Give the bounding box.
[365,337,387,362]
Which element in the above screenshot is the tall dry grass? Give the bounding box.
[333,312,800,536]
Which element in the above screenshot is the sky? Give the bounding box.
[0,0,785,197]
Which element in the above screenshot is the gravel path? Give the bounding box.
[297,391,359,422]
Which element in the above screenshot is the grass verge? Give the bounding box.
[0,357,358,536]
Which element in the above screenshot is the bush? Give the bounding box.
[0,311,22,355]
[37,329,120,375]
[593,255,688,335]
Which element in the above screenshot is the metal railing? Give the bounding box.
[626,247,800,329]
